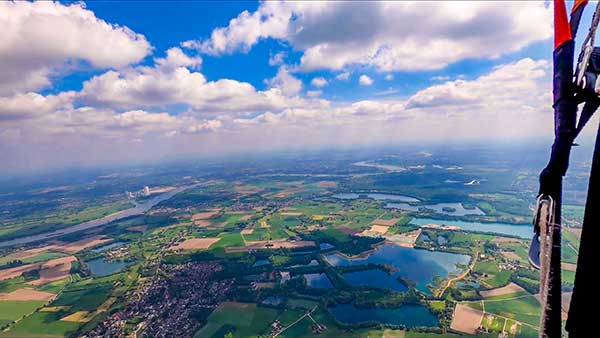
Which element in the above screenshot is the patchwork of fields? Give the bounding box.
[0,151,583,337]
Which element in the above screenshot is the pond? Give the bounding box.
[262,296,284,306]
[92,241,125,252]
[328,303,439,327]
[385,202,485,216]
[303,273,333,288]
[456,281,481,289]
[291,259,319,268]
[332,193,419,202]
[324,244,470,294]
[319,243,335,250]
[252,259,270,267]
[343,269,408,292]
[437,236,448,245]
[87,258,129,276]
[410,217,531,239]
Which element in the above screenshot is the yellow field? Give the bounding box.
[61,311,92,322]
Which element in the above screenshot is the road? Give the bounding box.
[272,305,318,338]
[436,252,479,297]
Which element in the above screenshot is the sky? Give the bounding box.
[0,1,598,174]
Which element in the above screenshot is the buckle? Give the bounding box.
[528,195,555,270]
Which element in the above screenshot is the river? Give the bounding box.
[0,183,199,248]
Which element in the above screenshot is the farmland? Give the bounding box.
[0,147,586,337]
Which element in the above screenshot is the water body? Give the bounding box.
[328,303,439,327]
[262,296,284,306]
[319,243,334,250]
[343,269,408,292]
[332,193,419,202]
[291,259,319,268]
[324,244,470,294]
[303,273,333,288]
[0,183,200,248]
[456,281,481,289]
[437,236,448,246]
[411,217,531,239]
[87,258,129,276]
[252,259,270,267]
[92,241,125,252]
[385,202,485,216]
[417,232,431,243]
[331,193,483,216]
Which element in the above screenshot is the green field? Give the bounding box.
[0,311,80,338]
[0,300,46,328]
[53,283,112,312]
[477,295,541,327]
[211,233,245,248]
[193,303,278,338]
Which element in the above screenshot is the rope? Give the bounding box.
[534,196,556,338]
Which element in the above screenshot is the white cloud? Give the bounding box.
[336,72,351,81]
[268,51,287,66]
[0,1,151,95]
[359,75,374,86]
[189,2,551,71]
[0,92,75,121]
[385,74,394,81]
[1,57,556,173]
[79,48,323,113]
[311,77,328,88]
[266,67,303,97]
[306,90,323,97]
[406,58,549,111]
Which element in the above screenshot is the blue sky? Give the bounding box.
[0,1,595,173]
[54,1,553,101]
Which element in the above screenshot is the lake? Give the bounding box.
[385,202,485,216]
[410,217,531,239]
[343,269,408,292]
[328,303,439,327]
[324,244,470,293]
[303,273,333,288]
[87,258,129,276]
[0,183,200,248]
[330,193,485,216]
[332,193,419,202]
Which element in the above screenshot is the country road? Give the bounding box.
[436,252,479,297]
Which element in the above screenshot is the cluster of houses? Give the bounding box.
[82,262,233,338]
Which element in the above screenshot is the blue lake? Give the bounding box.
[411,217,531,239]
[343,269,408,292]
[385,202,485,216]
[324,244,470,294]
[303,273,333,288]
[332,193,419,202]
[87,258,129,276]
[328,303,439,327]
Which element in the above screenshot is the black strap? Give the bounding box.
[566,119,600,337]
